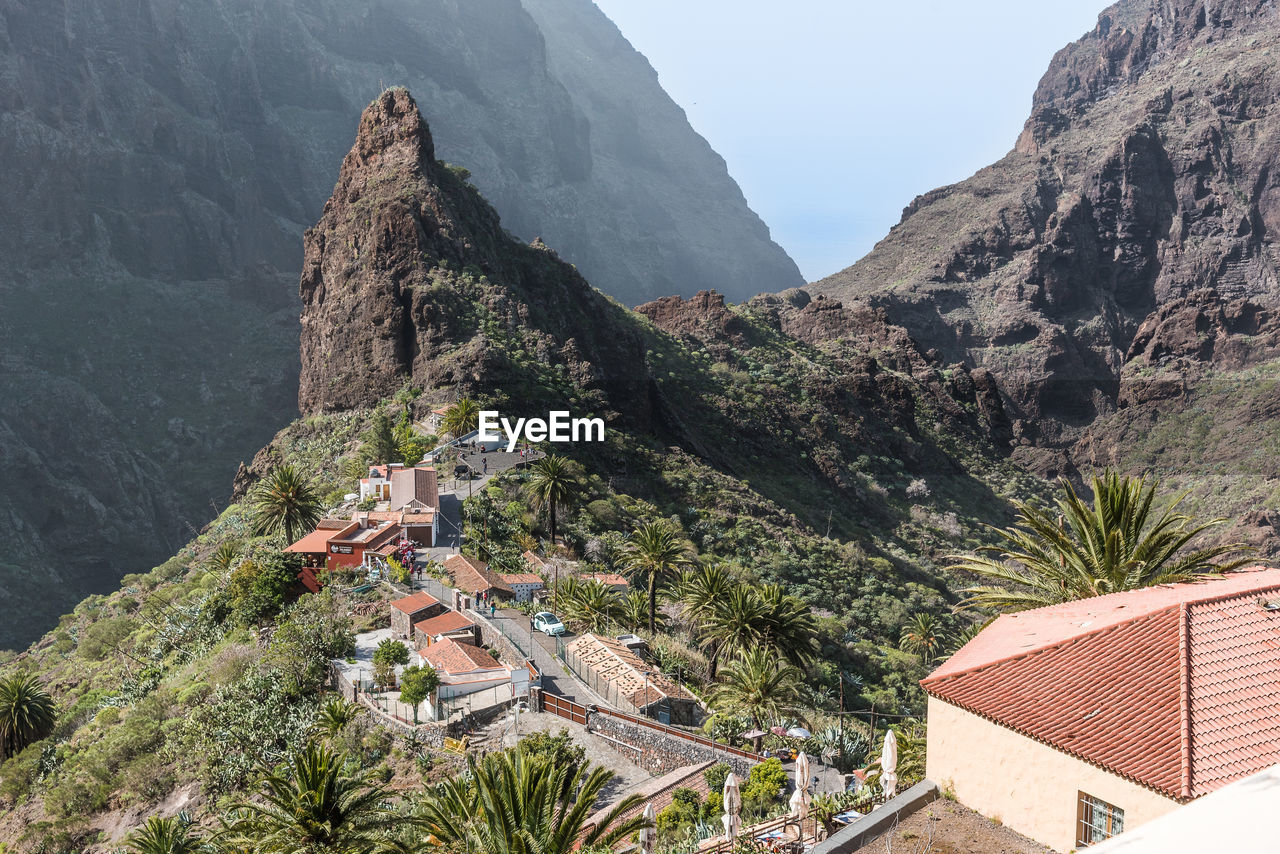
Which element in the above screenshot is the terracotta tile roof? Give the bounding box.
[445,554,514,596]
[414,611,475,636]
[284,528,338,554]
[923,568,1280,800]
[421,638,506,675]
[565,633,691,707]
[523,551,548,570]
[581,572,629,588]
[499,573,543,586]
[390,592,440,615]
[390,467,438,512]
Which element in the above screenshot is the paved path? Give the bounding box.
[488,605,586,704]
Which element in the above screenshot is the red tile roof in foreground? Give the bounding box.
[923,568,1280,800]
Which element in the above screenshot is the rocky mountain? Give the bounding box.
[811,0,1280,538]
[0,0,800,650]
[292,87,1033,587]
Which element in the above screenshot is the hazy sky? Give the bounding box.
[590,0,1105,282]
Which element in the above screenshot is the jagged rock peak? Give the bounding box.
[345,87,436,177]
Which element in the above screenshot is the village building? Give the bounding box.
[418,638,530,719]
[444,553,514,602]
[389,591,445,640]
[356,464,440,545]
[358,463,403,502]
[564,633,701,725]
[424,406,451,434]
[579,571,630,593]
[285,515,404,570]
[922,568,1280,853]
[498,572,543,603]
[413,610,479,648]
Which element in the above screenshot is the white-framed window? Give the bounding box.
[1077,792,1124,846]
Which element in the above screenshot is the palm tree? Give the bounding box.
[710,648,807,732]
[523,454,584,548]
[419,750,650,854]
[124,815,204,854]
[755,583,818,666]
[620,589,665,634]
[0,673,56,759]
[700,586,766,681]
[674,563,734,631]
[623,520,695,634]
[315,697,361,739]
[250,464,324,544]
[559,579,623,634]
[205,541,240,577]
[898,612,946,664]
[216,743,398,853]
[441,397,480,438]
[949,471,1252,612]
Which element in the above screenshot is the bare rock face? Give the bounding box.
[812,0,1280,471]
[298,89,650,423]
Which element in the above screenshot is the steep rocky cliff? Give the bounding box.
[812,0,1280,510]
[0,0,800,649]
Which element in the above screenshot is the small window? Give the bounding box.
[1077,792,1124,846]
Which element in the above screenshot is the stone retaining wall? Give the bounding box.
[588,711,754,778]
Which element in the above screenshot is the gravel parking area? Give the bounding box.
[846,799,1051,854]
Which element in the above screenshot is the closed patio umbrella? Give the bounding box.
[639,802,657,854]
[880,729,899,798]
[790,750,812,831]
[722,771,742,842]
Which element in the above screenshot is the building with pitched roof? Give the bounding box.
[285,516,403,569]
[417,638,529,719]
[921,568,1280,852]
[564,633,701,725]
[498,572,543,602]
[444,553,514,602]
[413,610,479,648]
[389,592,445,639]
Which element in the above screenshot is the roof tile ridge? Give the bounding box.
[1177,600,1192,800]
[1185,581,1280,611]
[924,603,1183,688]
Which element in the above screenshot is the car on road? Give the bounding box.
[532,611,566,636]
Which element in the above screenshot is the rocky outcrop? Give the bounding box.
[812,0,1280,466]
[298,89,651,423]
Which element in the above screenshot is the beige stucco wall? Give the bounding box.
[926,697,1181,852]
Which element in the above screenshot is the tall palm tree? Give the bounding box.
[420,750,650,854]
[0,673,56,759]
[623,520,695,634]
[950,471,1252,612]
[700,586,767,681]
[124,815,204,854]
[898,613,946,664]
[216,743,399,853]
[441,397,480,438]
[523,454,583,548]
[674,563,734,631]
[250,464,324,545]
[710,648,807,732]
[755,583,819,666]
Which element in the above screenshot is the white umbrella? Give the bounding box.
[880,729,899,798]
[639,802,657,854]
[793,751,812,822]
[722,771,742,842]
